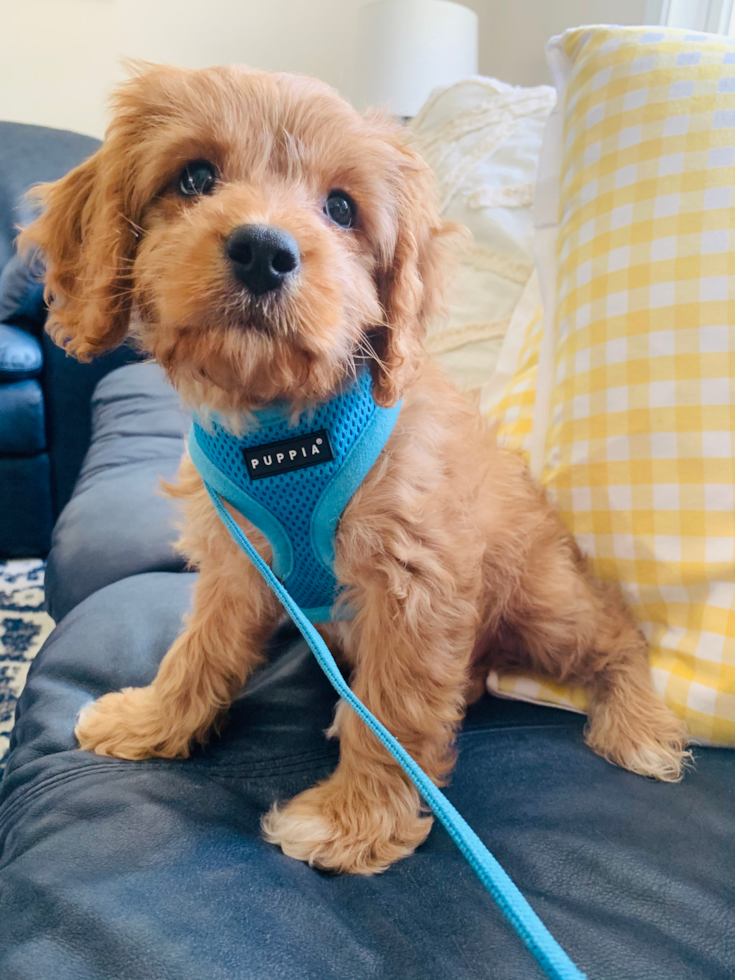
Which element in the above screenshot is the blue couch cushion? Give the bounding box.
[45,363,190,622]
[41,334,144,521]
[1,571,734,980]
[0,324,42,381]
[0,379,44,454]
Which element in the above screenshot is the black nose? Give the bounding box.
[226,224,300,296]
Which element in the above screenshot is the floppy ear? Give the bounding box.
[19,141,139,362]
[371,136,454,407]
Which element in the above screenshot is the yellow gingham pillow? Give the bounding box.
[489,302,543,457]
[486,26,735,745]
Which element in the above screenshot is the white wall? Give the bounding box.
[0,0,371,137]
[0,0,120,137]
[468,0,650,88]
[0,0,652,139]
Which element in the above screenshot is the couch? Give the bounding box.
[0,122,140,558]
[1,121,735,980]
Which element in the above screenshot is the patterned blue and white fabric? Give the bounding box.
[0,561,54,772]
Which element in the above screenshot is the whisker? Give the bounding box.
[117,211,145,239]
[356,336,387,372]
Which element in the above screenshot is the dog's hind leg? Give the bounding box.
[495,517,690,782]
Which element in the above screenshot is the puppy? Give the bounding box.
[22,63,689,875]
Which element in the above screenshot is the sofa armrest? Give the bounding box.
[0,251,45,330]
[0,323,43,382]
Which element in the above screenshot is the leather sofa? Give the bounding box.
[1,358,734,979]
[0,122,139,558]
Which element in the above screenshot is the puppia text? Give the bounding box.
[243,429,335,480]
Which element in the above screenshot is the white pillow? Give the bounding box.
[411,76,555,392]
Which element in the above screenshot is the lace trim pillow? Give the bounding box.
[411,77,555,394]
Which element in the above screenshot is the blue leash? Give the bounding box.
[205,484,588,980]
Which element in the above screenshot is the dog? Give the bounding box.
[21,63,689,876]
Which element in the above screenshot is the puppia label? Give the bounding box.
[243,429,334,480]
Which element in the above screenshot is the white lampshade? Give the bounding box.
[354,0,479,117]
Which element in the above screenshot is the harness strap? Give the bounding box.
[204,483,588,980]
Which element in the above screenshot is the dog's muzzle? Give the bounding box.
[226,224,300,297]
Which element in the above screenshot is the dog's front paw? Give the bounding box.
[75,686,191,760]
[261,777,433,875]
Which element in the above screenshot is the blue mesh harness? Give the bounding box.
[188,367,400,622]
[188,366,587,980]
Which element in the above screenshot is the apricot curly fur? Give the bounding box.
[21,63,689,876]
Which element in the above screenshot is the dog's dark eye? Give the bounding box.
[178,160,217,197]
[324,190,356,228]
